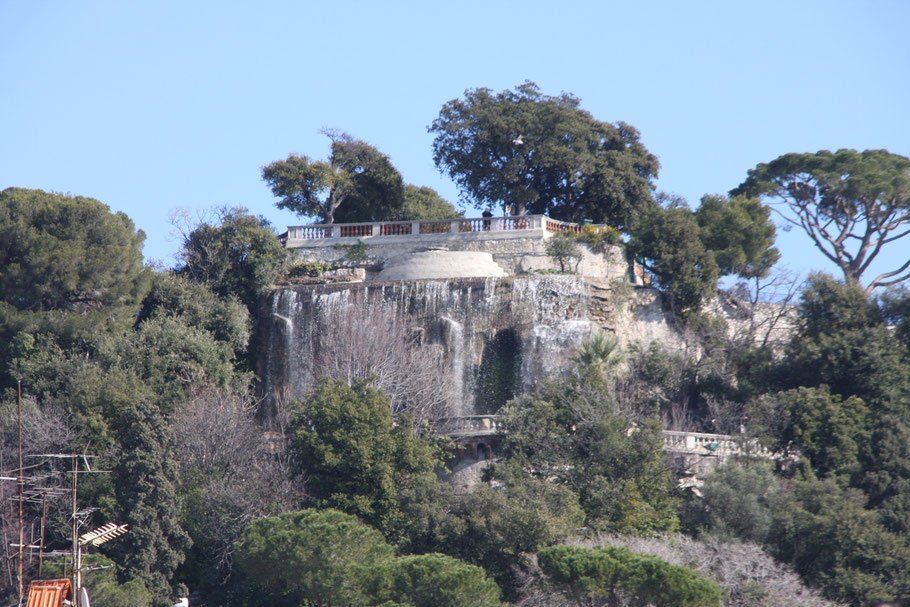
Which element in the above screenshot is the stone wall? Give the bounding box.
[288,226,634,282]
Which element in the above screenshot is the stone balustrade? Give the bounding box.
[437,417,776,460]
[436,415,501,437]
[287,215,590,244]
[662,430,775,459]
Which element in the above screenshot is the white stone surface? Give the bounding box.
[374,251,508,281]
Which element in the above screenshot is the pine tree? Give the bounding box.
[110,399,191,606]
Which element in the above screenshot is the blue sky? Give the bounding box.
[2,1,909,284]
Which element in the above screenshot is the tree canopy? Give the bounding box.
[732,149,910,290]
[695,194,779,279]
[0,187,147,314]
[176,206,287,314]
[398,184,461,220]
[538,544,722,607]
[430,82,659,228]
[288,378,439,531]
[627,204,720,318]
[262,131,405,224]
[235,509,395,607]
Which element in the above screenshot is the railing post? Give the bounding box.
[331,225,339,239]
[450,220,460,233]
[372,223,381,237]
[411,221,420,235]
[491,218,501,231]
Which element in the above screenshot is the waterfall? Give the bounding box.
[260,275,599,418]
[440,315,466,416]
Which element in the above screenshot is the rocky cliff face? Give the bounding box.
[257,274,685,419]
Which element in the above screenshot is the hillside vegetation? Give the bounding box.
[2,83,909,607]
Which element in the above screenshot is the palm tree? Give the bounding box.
[572,332,626,378]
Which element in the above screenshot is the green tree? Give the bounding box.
[572,332,626,380]
[627,204,720,318]
[769,477,910,605]
[695,194,779,279]
[0,187,147,315]
[109,399,191,607]
[397,184,461,220]
[682,462,784,543]
[732,149,910,290]
[500,380,679,535]
[374,553,502,607]
[449,464,584,588]
[137,272,250,358]
[538,544,722,607]
[42,555,153,607]
[177,206,287,314]
[235,509,395,607]
[114,313,248,412]
[776,386,869,477]
[430,82,659,228]
[0,187,149,389]
[288,378,439,531]
[785,274,909,410]
[262,131,405,224]
[780,274,910,534]
[545,231,582,272]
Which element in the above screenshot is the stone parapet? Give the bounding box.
[285,215,635,281]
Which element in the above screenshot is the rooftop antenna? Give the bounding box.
[18,379,24,605]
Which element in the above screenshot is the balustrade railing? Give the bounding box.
[662,430,774,458]
[287,215,578,242]
[380,221,412,236]
[339,223,373,238]
[545,218,584,234]
[436,415,500,435]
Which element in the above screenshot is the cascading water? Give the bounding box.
[258,274,598,419]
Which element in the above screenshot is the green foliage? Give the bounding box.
[287,259,331,278]
[235,509,395,606]
[776,386,869,477]
[689,465,910,605]
[695,194,779,279]
[785,274,910,409]
[262,131,405,224]
[572,332,626,380]
[0,187,149,389]
[137,272,250,356]
[538,544,722,607]
[682,462,783,543]
[335,239,368,261]
[573,223,622,251]
[236,510,503,607]
[0,187,148,314]
[732,148,910,289]
[288,378,439,532]
[627,205,719,318]
[114,313,247,412]
[500,380,679,535]
[768,477,910,605]
[373,553,502,607]
[399,184,461,220]
[544,232,582,272]
[449,464,584,586]
[880,284,910,351]
[430,81,659,228]
[109,399,191,606]
[177,206,288,314]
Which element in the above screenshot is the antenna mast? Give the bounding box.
[17,379,24,604]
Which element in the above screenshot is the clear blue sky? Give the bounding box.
[2,0,909,283]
